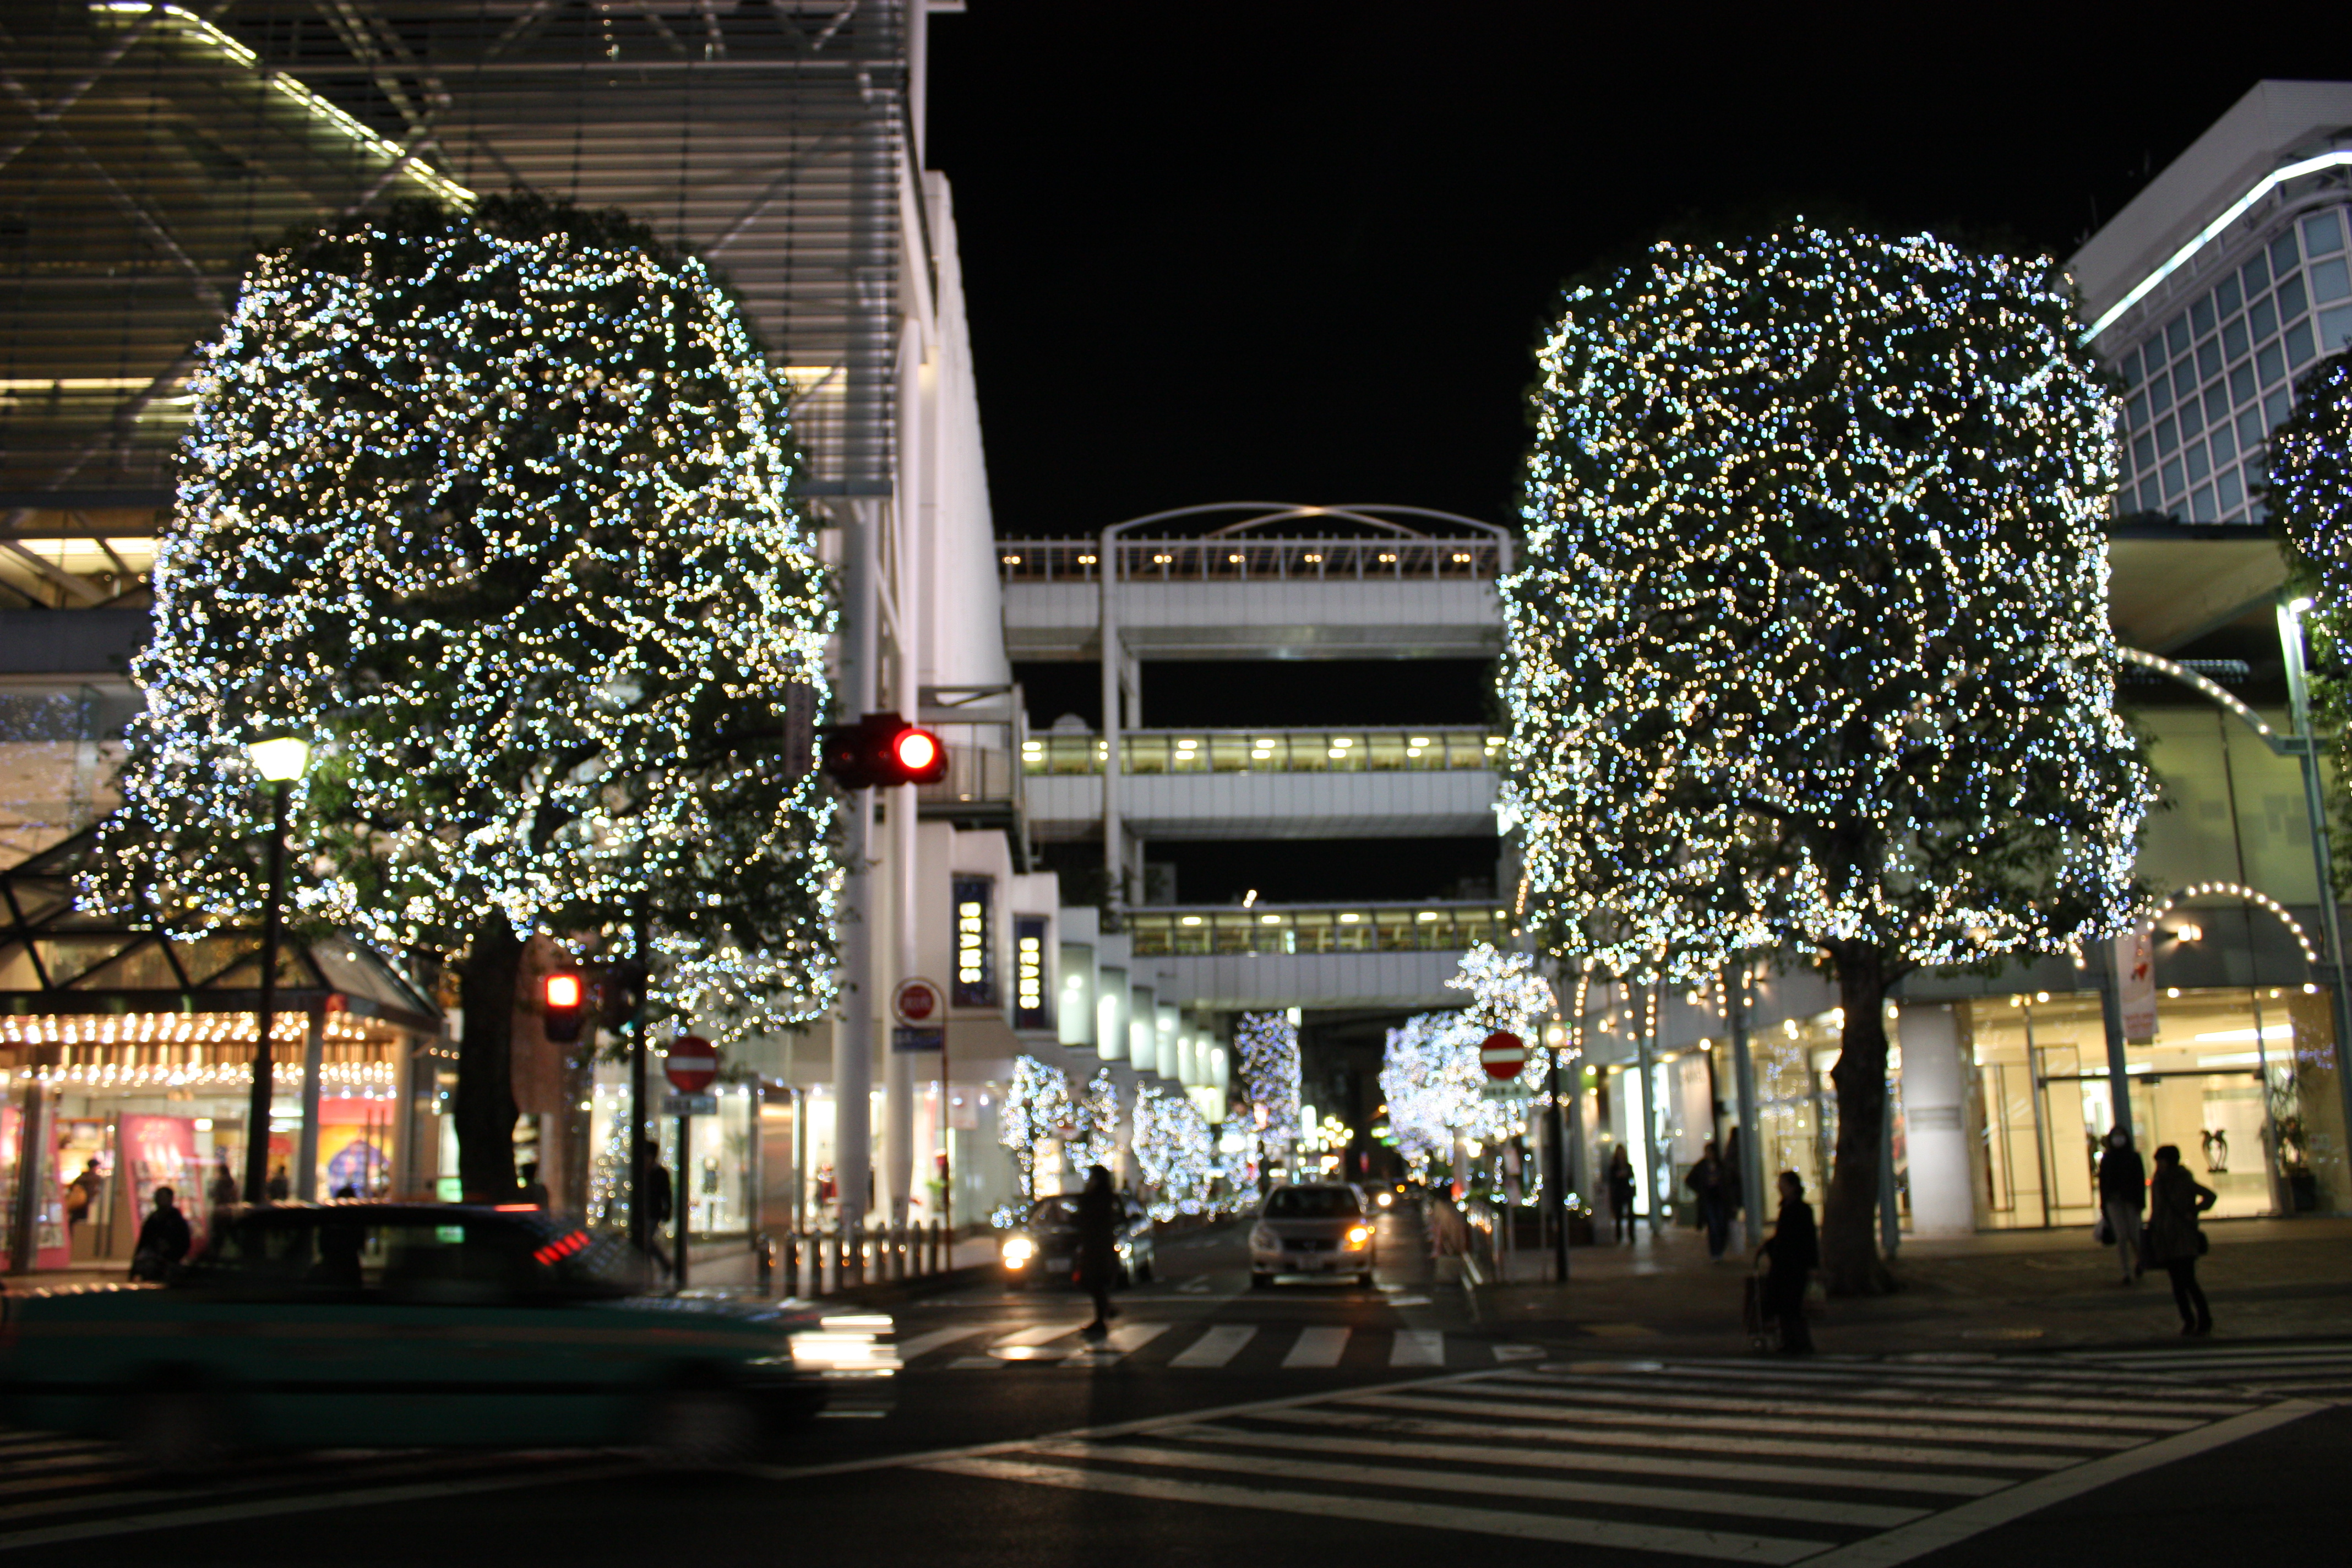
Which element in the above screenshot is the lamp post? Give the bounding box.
[2276,597,2352,1194]
[242,736,308,1205]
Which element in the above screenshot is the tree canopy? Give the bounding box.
[88,194,839,1194]
[1501,222,2151,1289]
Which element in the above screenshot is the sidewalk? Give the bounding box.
[1462,1212,2352,1355]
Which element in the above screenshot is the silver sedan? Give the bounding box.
[1249,1183,1377,1287]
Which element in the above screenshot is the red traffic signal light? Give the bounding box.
[543,970,587,1043]
[821,712,949,788]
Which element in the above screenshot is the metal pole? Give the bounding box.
[243,780,288,1204]
[628,902,651,1257]
[1098,524,1123,918]
[1637,980,1665,1238]
[1726,960,1766,1253]
[1547,1039,1569,1283]
[2278,599,2352,1201]
[674,1108,690,1289]
[835,500,880,1242]
[296,1007,325,1202]
[2095,937,2135,1144]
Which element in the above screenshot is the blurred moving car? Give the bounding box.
[0,1204,893,1469]
[998,1193,1157,1288]
[1250,1182,1377,1287]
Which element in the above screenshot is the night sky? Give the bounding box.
[930,3,2352,537]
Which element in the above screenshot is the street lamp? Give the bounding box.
[242,735,308,1205]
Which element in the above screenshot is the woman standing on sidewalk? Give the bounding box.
[1607,1146,1637,1244]
[1759,1170,1818,1354]
[2144,1144,2217,1336]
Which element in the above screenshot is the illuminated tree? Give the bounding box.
[1134,1084,1213,1220]
[998,1054,1072,1208]
[2268,350,2352,891]
[1502,222,2151,1292]
[85,196,837,1200]
[1072,1068,1123,1179]
[1447,941,1556,1039]
[1379,1010,1522,1178]
[1235,1010,1302,1150]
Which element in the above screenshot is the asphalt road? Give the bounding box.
[4,1205,2349,1567]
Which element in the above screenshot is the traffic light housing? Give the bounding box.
[543,970,587,1043]
[821,712,949,788]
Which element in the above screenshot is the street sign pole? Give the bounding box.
[1548,1031,1569,1285]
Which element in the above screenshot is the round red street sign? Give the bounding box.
[663,1035,721,1094]
[892,977,944,1026]
[1480,1030,1527,1081]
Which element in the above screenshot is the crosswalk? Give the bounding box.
[0,1430,614,1552]
[917,1354,2315,1563]
[892,1320,1517,1371]
[2060,1340,2352,1403]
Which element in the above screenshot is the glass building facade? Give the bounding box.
[2114,204,2352,524]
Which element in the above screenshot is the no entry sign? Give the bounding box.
[892,977,944,1026]
[663,1035,721,1094]
[1480,1030,1527,1081]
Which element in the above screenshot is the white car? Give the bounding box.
[1250,1183,1376,1288]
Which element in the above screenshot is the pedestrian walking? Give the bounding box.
[1606,1146,1637,1243]
[64,1158,101,1231]
[129,1186,192,1281]
[1686,1140,1731,1260]
[2095,1127,2147,1284]
[639,1139,677,1281]
[1074,1163,1121,1338]
[1757,1169,1818,1354]
[265,1163,290,1202]
[2144,1143,2217,1336]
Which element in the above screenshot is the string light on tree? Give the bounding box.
[998,1054,1071,1211]
[1378,1011,1523,1179]
[1234,1010,1302,1150]
[1500,221,2152,1293]
[1133,1083,1214,1221]
[2267,347,2352,901]
[85,195,840,1198]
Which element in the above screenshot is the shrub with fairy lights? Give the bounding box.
[86,196,838,1200]
[2268,349,2352,895]
[1234,1011,1302,1149]
[1134,1083,1214,1219]
[1379,1010,1522,1179]
[1501,222,2150,1292]
[997,1055,1072,1210]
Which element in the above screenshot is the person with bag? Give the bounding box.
[1757,1169,1818,1354]
[2095,1127,2146,1285]
[2143,1143,2216,1336]
[128,1186,192,1282]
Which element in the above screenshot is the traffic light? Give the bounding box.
[820,712,949,788]
[543,970,587,1043]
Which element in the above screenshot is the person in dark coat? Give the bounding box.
[1686,1140,1730,1261]
[1721,1128,1746,1226]
[1606,1146,1637,1243]
[2144,1144,2216,1336]
[2095,1128,2147,1284]
[1074,1164,1121,1338]
[130,1186,192,1281]
[639,1139,676,1280]
[1758,1169,1818,1353]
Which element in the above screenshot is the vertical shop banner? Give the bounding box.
[2115,924,2158,1041]
[118,1115,201,1248]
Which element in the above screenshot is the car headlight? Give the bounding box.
[791,1314,899,1377]
[1377,1191,1392,1208]
[1001,1236,1035,1267]
[1345,1226,1371,1249]
[1250,1225,1276,1249]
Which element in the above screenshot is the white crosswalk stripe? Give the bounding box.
[1168,1325,1257,1367]
[916,1353,2312,1562]
[2060,1342,2352,1402]
[891,1320,1477,1370]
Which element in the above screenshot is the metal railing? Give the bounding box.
[996,538,1511,583]
[1127,901,1512,957]
[1024,727,1501,776]
[770,1222,959,1296]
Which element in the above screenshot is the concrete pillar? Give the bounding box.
[1897,1003,1975,1235]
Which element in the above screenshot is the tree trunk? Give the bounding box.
[1820,942,1897,1297]
[454,912,524,1202]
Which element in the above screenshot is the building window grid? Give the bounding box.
[2115,204,2351,525]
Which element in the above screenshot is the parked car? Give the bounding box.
[1251,1182,1377,1287]
[0,1203,893,1469]
[998,1193,1157,1288]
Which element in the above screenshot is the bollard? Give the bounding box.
[930,1219,944,1274]
[754,1232,775,1296]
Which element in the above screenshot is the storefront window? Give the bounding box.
[1964,983,2348,1228]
